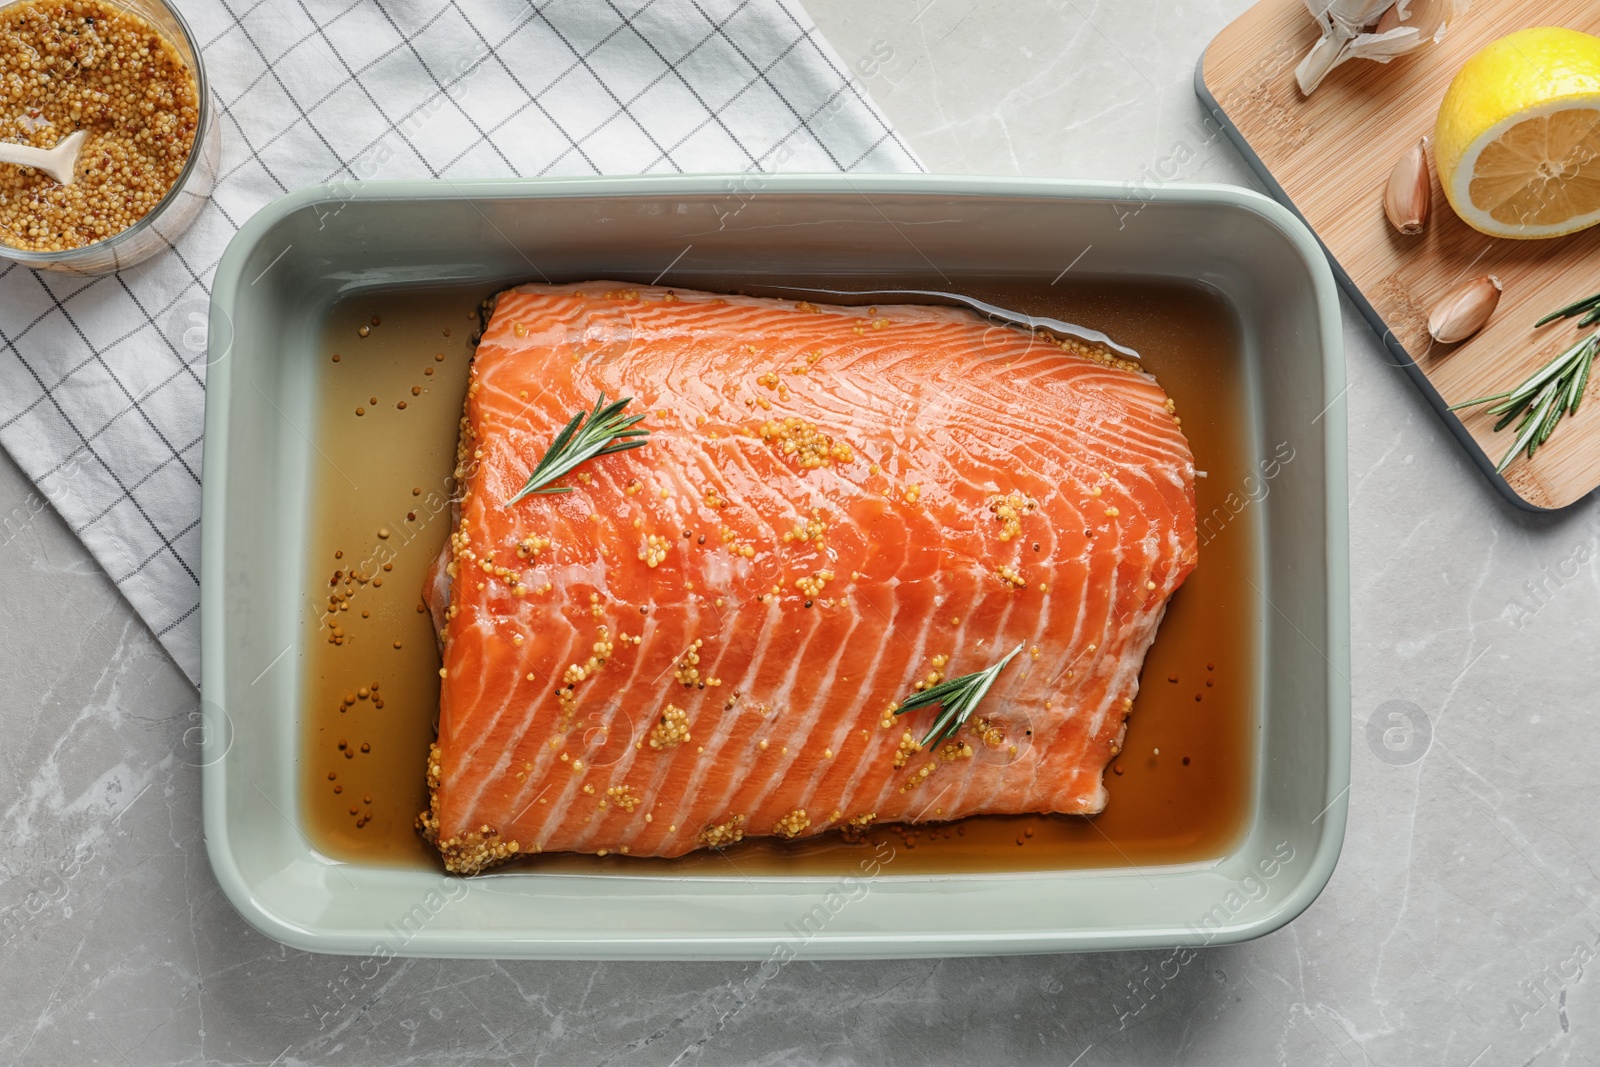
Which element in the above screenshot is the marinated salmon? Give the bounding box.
[418,282,1197,872]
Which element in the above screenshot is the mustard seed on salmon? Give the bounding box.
[418,282,1198,872]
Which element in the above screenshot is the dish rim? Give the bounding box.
[202,172,1351,958]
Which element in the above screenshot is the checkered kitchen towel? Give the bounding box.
[0,0,921,684]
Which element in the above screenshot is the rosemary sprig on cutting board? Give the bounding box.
[1449,291,1600,474]
[505,392,650,505]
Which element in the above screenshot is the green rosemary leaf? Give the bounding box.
[596,437,649,457]
[1472,346,1582,413]
[1451,387,1517,412]
[1571,338,1596,416]
[1497,390,1557,472]
[895,673,982,714]
[893,642,1025,749]
[505,392,652,506]
[1536,391,1564,449]
[1456,318,1599,474]
[1535,291,1600,327]
[1492,396,1534,432]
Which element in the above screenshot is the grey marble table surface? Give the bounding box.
[4,1,1597,1064]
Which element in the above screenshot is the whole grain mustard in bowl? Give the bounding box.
[0,0,219,274]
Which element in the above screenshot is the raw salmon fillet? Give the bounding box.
[418,282,1197,872]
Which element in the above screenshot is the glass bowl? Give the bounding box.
[0,0,219,275]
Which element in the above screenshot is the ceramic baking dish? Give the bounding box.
[201,174,1349,959]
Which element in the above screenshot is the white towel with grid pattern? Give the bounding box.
[0,0,920,684]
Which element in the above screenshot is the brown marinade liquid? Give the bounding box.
[302,277,1255,876]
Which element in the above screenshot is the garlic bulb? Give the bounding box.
[1296,0,1469,95]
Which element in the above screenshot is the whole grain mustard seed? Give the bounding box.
[0,0,201,253]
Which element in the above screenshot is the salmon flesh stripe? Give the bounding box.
[418,281,1197,872]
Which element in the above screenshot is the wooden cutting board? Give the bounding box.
[1199,1,1600,511]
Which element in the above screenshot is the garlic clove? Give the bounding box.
[1428,274,1502,344]
[1385,137,1431,235]
[1376,0,1453,41]
[1374,0,1406,33]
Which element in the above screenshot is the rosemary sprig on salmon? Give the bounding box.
[894,642,1025,748]
[505,391,650,505]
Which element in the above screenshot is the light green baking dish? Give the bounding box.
[201,174,1349,959]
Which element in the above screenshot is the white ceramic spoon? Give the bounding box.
[0,130,87,185]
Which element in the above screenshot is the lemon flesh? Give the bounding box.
[1435,27,1600,239]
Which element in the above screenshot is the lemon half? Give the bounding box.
[1434,27,1600,239]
